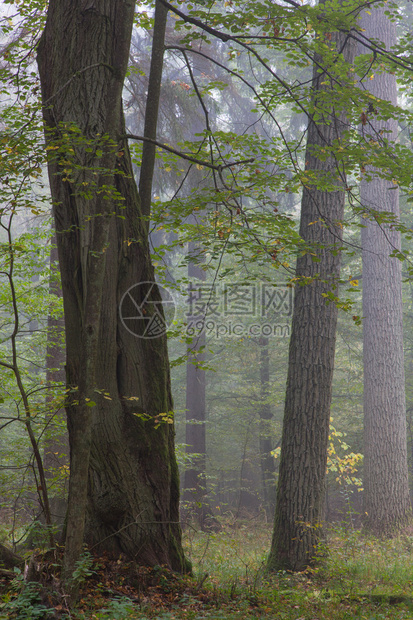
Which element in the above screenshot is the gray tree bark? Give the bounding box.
[360,7,411,533]
[37,0,188,580]
[267,9,356,571]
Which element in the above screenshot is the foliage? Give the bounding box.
[0,568,55,619]
[0,2,66,537]
[94,597,135,620]
[70,552,96,587]
[272,419,363,509]
[141,0,413,295]
[327,422,363,488]
[0,214,66,538]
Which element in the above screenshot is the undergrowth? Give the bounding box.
[2,519,413,618]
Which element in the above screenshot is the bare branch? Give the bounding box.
[124,133,254,170]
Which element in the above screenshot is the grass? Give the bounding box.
[3,520,413,618]
[319,526,413,597]
[183,517,271,583]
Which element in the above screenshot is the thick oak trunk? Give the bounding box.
[268,15,355,571]
[37,0,187,575]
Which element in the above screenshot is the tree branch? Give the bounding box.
[125,133,254,170]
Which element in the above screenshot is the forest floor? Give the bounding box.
[2,518,413,618]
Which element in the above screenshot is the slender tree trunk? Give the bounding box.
[182,245,217,529]
[360,6,411,533]
[258,337,276,520]
[139,0,168,221]
[183,315,207,521]
[44,240,68,533]
[37,0,188,581]
[267,11,356,571]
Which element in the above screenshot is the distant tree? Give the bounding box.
[182,245,210,524]
[258,336,276,520]
[359,5,411,533]
[43,240,68,531]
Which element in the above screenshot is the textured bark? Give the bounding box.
[360,7,411,533]
[267,15,356,572]
[37,0,187,578]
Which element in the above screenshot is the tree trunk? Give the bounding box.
[183,320,207,522]
[258,337,276,520]
[360,6,411,533]
[44,240,68,533]
[37,0,188,578]
[182,245,217,529]
[0,544,23,570]
[139,0,168,222]
[267,11,356,572]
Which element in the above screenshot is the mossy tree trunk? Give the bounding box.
[267,9,355,572]
[37,0,188,579]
